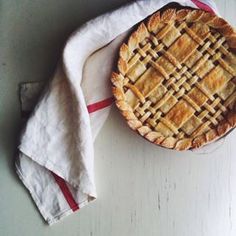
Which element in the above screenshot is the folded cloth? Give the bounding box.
[16,0,219,225]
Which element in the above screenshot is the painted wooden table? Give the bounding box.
[0,0,235,235]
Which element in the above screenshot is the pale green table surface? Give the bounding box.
[1,1,236,236]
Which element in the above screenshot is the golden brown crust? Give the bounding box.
[147,12,161,33]
[111,8,236,150]
[119,43,130,61]
[117,58,128,75]
[175,138,192,151]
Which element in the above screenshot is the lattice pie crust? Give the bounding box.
[111,9,236,150]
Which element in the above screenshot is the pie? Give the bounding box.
[111,8,236,150]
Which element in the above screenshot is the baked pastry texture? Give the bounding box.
[111,8,236,150]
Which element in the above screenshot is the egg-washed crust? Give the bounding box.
[111,8,236,150]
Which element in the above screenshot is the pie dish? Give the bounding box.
[111,8,236,150]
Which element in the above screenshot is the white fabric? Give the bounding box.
[16,0,218,225]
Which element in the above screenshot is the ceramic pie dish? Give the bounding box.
[111,8,236,150]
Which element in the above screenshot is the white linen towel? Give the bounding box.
[16,0,218,225]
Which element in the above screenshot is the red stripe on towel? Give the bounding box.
[87,97,114,113]
[52,172,79,211]
[51,97,113,211]
[191,0,215,13]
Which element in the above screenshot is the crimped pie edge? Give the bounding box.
[111,8,236,150]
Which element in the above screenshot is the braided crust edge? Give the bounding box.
[112,8,236,150]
